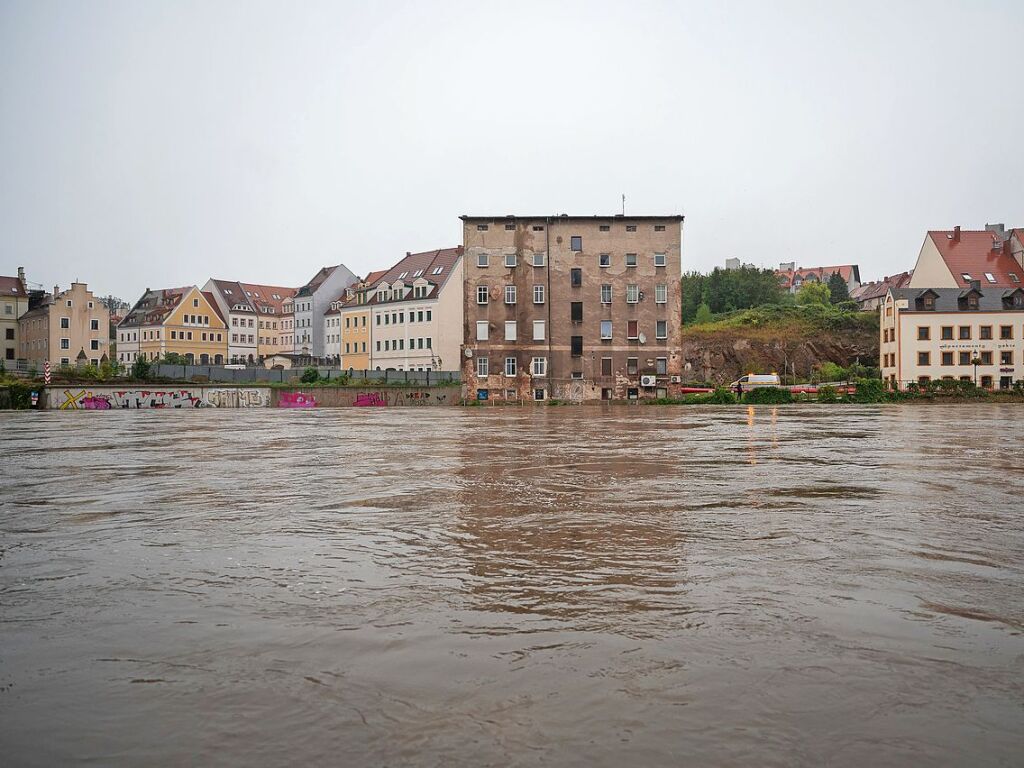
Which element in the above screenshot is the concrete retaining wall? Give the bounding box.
[43,385,458,409]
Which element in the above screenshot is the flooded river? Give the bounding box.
[2,405,1023,766]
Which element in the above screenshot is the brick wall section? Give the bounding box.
[461,215,683,401]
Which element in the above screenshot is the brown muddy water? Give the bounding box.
[1,405,1023,767]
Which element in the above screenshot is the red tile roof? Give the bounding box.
[852,271,912,302]
[119,286,192,327]
[0,275,27,298]
[928,230,1022,288]
[776,264,860,289]
[366,247,463,306]
[238,282,296,316]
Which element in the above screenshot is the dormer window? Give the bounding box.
[961,273,972,282]
[398,271,408,279]
[432,266,443,275]
[413,270,423,277]
[985,273,996,283]
[1010,274,1020,284]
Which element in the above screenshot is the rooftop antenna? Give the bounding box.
[622,194,626,215]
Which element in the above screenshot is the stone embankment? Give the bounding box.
[40,384,458,410]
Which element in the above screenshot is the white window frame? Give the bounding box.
[627,321,639,340]
[626,284,639,304]
[533,285,545,304]
[504,285,517,304]
[600,320,612,340]
[655,284,667,304]
[476,356,489,377]
[533,320,545,341]
[654,252,667,267]
[477,286,489,305]
[532,252,546,267]
[477,253,489,267]
[476,320,489,341]
[505,253,517,268]
[505,356,517,376]
[656,320,668,339]
[531,357,547,376]
[625,253,637,267]
[504,321,517,341]
[600,284,612,304]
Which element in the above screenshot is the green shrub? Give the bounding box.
[743,386,793,404]
[817,385,838,403]
[848,377,886,403]
[300,366,320,384]
[706,387,737,404]
[817,362,846,382]
[130,356,151,380]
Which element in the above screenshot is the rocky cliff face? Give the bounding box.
[679,331,878,384]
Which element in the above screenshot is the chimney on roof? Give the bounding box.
[54,285,59,297]
[985,223,1006,240]
[952,226,961,243]
[17,266,24,282]
[406,252,411,257]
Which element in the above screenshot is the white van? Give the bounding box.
[730,373,781,392]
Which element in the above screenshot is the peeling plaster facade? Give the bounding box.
[460,215,683,402]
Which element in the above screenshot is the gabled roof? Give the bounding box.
[890,286,1024,312]
[238,282,295,316]
[852,271,913,302]
[209,279,255,313]
[296,266,336,297]
[119,286,193,327]
[365,247,463,307]
[0,275,27,298]
[201,291,226,323]
[776,264,860,288]
[926,230,1022,288]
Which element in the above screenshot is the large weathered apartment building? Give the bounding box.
[461,214,683,401]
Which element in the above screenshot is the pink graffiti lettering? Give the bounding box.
[353,392,387,407]
[80,395,112,410]
[278,392,317,408]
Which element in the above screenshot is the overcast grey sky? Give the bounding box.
[2,0,1022,300]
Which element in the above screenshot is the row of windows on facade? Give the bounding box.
[232,317,257,328]
[326,315,369,329]
[884,324,1020,342]
[121,329,224,342]
[884,350,1017,367]
[38,338,104,351]
[375,309,433,326]
[476,251,667,268]
[474,355,671,378]
[375,337,432,352]
[476,224,668,234]
[476,283,668,306]
[376,284,435,303]
[55,318,102,331]
[475,318,669,343]
[231,334,255,344]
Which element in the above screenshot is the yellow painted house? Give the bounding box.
[338,269,387,370]
[117,286,228,365]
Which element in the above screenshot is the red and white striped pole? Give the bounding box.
[44,360,51,385]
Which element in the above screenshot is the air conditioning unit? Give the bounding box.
[670,375,681,383]
[640,375,657,387]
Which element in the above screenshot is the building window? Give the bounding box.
[477,253,489,268]
[656,320,667,339]
[940,326,953,340]
[601,357,612,376]
[571,336,583,357]
[626,225,637,232]
[531,357,547,376]
[918,351,930,366]
[504,285,517,304]
[627,320,639,339]
[655,225,666,232]
[627,357,638,375]
[654,253,667,267]
[504,222,515,231]
[193,298,199,307]
[656,357,667,375]
[533,285,545,304]
[980,375,993,389]
[980,351,993,365]
[476,320,489,341]
[1000,350,1014,365]
[505,357,517,376]
[90,319,99,331]
[532,252,546,267]
[958,351,971,366]
[655,284,667,304]
[60,338,69,349]
[571,302,583,323]
[505,321,517,341]
[477,224,489,231]
[60,317,69,329]
[533,320,545,341]
[505,253,517,268]
[600,320,612,340]
[476,357,489,376]
[532,225,544,232]
[980,325,992,340]
[600,224,610,232]
[477,286,489,305]
[626,285,639,304]
[625,253,637,267]
[599,253,610,268]
[917,326,929,340]
[1000,325,1013,339]
[570,235,582,252]
[570,268,582,287]
[601,284,612,304]
[958,326,971,340]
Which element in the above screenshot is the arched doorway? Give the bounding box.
[185,353,194,364]
[214,354,224,365]
[200,354,209,365]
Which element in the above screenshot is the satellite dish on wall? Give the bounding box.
[464,348,473,358]
[638,333,647,344]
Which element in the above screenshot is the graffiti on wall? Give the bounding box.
[353,392,387,407]
[205,389,266,408]
[353,390,447,407]
[60,389,207,410]
[278,392,317,408]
